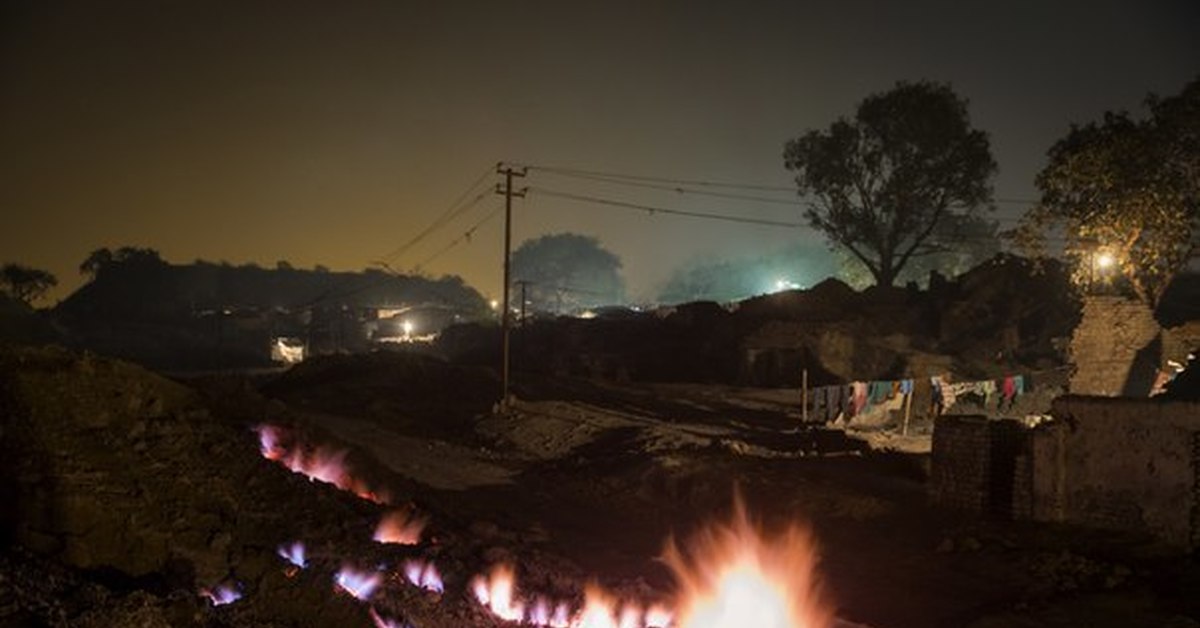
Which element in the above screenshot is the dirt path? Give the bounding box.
[304,411,517,490]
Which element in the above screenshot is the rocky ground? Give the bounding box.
[2,348,1199,627]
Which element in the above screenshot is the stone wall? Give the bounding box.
[1068,296,1162,396]
[1029,396,1200,548]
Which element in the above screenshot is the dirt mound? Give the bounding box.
[261,351,499,438]
[0,346,398,626]
[736,277,860,322]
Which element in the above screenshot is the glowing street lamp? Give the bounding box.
[1088,248,1118,293]
[402,320,414,339]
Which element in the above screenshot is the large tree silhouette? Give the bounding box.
[511,233,624,314]
[784,81,996,287]
[1011,77,1198,305]
[0,263,57,305]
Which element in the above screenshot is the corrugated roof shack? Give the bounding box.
[931,397,1200,550]
[1031,396,1200,548]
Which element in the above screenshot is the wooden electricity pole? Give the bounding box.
[515,279,532,327]
[496,163,526,409]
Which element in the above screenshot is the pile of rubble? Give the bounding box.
[0,347,497,627]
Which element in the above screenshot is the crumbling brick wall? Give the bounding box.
[930,416,1032,517]
[1068,296,1161,396]
[931,416,991,512]
[1030,396,1200,548]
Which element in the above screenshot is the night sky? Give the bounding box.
[3,0,1197,304]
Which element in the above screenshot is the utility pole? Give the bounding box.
[515,279,531,327]
[496,163,526,409]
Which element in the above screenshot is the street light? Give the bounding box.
[1089,248,1117,293]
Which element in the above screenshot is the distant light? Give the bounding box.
[772,278,801,293]
[402,320,414,337]
[489,300,499,311]
[271,337,305,364]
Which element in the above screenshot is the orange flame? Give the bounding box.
[373,507,426,545]
[254,424,389,504]
[471,564,525,621]
[663,498,832,628]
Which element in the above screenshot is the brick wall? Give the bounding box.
[1068,296,1161,396]
[930,415,1032,518]
[931,415,991,512]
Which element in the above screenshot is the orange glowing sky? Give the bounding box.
[3,1,1197,304]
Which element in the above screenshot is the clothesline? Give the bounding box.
[805,373,1032,427]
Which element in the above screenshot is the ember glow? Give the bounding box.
[663,500,831,628]
[335,566,384,601]
[374,508,426,545]
[254,424,389,503]
[200,583,242,606]
[277,541,307,568]
[403,559,445,593]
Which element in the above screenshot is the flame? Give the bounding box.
[200,583,242,606]
[471,564,526,622]
[374,508,426,545]
[663,499,832,628]
[529,598,572,627]
[573,585,623,628]
[335,566,383,601]
[277,541,307,568]
[644,606,674,628]
[254,424,389,503]
[402,559,444,593]
[470,566,663,628]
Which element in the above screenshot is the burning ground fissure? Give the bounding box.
[250,423,839,628]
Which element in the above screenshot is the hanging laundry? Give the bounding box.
[867,380,889,406]
[999,376,1016,410]
[818,386,839,422]
[851,381,868,415]
[899,379,914,395]
[981,380,997,407]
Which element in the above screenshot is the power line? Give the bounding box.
[523,163,798,193]
[533,168,805,207]
[413,203,505,273]
[527,186,805,228]
[524,162,1041,205]
[377,164,495,264]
